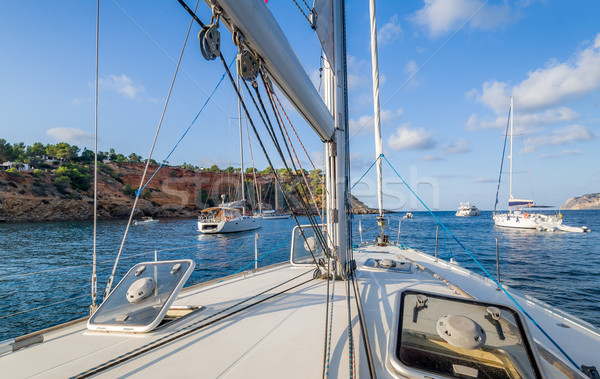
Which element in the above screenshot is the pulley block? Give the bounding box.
[237,50,259,81]
[198,24,220,61]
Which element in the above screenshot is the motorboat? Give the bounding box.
[259,209,291,220]
[403,212,413,219]
[456,202,481,217]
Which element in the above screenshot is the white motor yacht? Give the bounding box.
[456,202,481,217]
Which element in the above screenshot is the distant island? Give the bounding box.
[0,139,376,222]
[561,193,600,210]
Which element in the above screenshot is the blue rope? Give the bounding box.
[350,154,382,190]
[493,106,511,213]
[228,236,292,276]
[135,57,236,197]
[381,154,580,370]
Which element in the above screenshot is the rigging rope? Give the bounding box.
[291,0,311,25]
[136,56,235,197]
[350,154,382,190]
[380,154,581,370]
[267,88,323,223]
[91,0,100,313]
[102,5,198,301]
[229,236,292,276]
[493,106,511,214]
[238,73,328,261]
[253,76,330,252]
[218,53,323,267]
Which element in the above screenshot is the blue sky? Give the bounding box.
[1,1,599,211]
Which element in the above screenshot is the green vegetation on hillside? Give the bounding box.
[0,139,326,211]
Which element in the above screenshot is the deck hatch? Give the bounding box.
[87,259,195,333]
[394,290,543,379]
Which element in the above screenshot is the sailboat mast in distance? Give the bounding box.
[509,95,513,209]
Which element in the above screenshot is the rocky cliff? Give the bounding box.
[561,193,600,210]
[0,163,374,222]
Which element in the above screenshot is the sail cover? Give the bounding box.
[313,0,334,67]
[508,198,534,207]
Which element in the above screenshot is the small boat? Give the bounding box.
[259,209,291,220]
[403,212,414,219]
[556,224,590,233]
[133,216,159,225]
[455,202,481,217]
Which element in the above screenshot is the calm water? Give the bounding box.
[1,210,599,341]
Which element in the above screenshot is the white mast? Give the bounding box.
[509,95,513,212]
[369,0,383,218]
[330,0,348,271]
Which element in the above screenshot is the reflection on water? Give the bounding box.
[1,210,599,340]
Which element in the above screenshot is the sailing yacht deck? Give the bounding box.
[4,242,598,377]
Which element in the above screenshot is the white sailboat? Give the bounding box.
[2,1,599,378]
[493,97,562,230]
[197,75,262,234]
[262,179,291,219]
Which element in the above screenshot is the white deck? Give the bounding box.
[2,243,599,378]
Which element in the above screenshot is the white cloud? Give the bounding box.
[539,149,582,159]
[349,108,403,135]
[466,113,506,131]
[100,74,144,99]
[347,56,370,91]
[471,33,600,113]
[387,123,436,151]
[473,80,510,114]
[439,138,471,155]
[46,127,94,144]
[411,0,512,38]
[467,107,578,130]
[475,178,496,183]
[421,154,443,161]
[405,60,418,76]
[378,15,402,46]
[522,124,595,153]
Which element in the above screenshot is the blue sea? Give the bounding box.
[1,210,599,341]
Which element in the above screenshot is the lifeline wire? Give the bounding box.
[380,154,580,370]
[103,1,199,301]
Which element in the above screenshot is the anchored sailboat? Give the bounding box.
[197,77,262,233]
[493,97,589,232]
[1,1,598,378]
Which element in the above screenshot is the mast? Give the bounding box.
[509,95,513,212]
[324,0,349,273]
[369,0,383,218]
[274,177,279,210]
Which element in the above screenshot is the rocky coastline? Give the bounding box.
[0,163,377,222]
[561,193,600,210]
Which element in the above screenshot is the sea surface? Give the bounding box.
[1,210,599,341]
